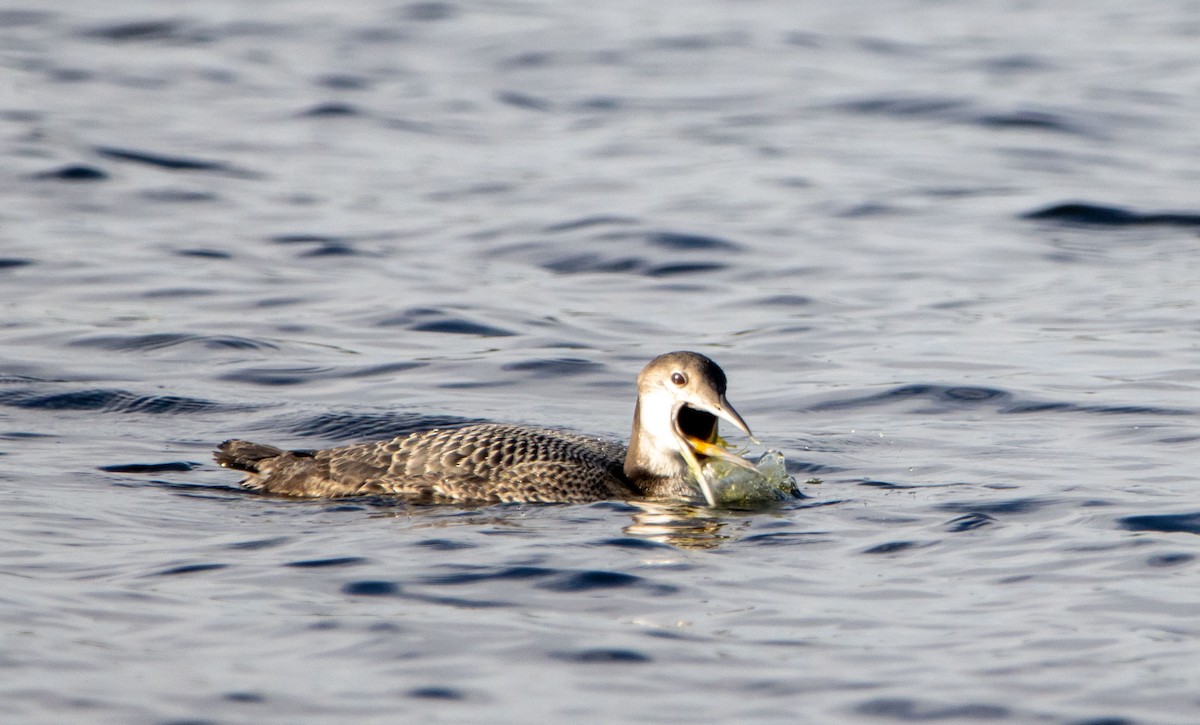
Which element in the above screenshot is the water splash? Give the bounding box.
[702,450,803,509]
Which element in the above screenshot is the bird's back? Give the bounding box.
[216,423,633,503]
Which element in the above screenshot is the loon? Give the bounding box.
[214,351,758,505]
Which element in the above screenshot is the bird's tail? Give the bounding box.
[214,439,285,473]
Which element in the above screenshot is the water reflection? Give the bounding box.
[353,497,734,549]
[623,498,838,549]
[164,482,820,551]
[623,501,733,549]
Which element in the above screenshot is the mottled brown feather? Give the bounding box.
[217,424,633,503]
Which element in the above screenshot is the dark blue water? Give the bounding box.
[3,2,1199,723]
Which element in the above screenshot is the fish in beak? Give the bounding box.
[672,394,760,506]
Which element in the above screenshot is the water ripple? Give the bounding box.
[1023,202,1200,227]
[938,497,1057,516]
[975,109,1082,134]
[494,225,742,278]
[501,358,603,376]
[412,538,478,551]
[152,563,229,577]
[836,95,969,118]
[225,537,289,551]
[496,90,553,111]
[542,254,644,274]
[94,146,252,176]
[268,233,345,245]
[217,367,337,386]
[737,531,828,547]
[402,563,677,596]
[176,248,232,260]
[79,19,196,43]
[340,580,509,608]
[419,566,556,585]
[342,580,398,596]
[809,384,1011,411]
[536,570,671,594]
[403,2,456,21]
[836,95,1089,136]
[0,9,52,26]
[855,697,1010,720]
[592,537,675,551]
[411,319,515,336]
[862,541,923,555]
[549,648,651,663]
[219,361,423,387]
[406,686,467,701]
[0,388,236,415]
[299,243,361,257]
[542,215,638,233]
[140,188,219,203]
[301,102,362,118]
[98,462,198,473]
[944,513,997,532]
[285,557,368,568]
[808,384,1192,417]
[374,308,515,337]
[647,231,740,251]
[71,333,277,353]
[34,164,108,181]
[1145,552,1194,567]
[645,262,726,277]
[1117,512,1200,535]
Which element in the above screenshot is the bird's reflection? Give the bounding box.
[239,490,820,551]
[623,500,734,549]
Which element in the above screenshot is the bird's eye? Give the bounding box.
[671,372,687,386]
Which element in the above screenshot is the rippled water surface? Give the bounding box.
[3,1,1200,723]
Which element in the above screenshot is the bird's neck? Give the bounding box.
[624,399,690,494]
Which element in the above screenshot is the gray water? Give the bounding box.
[3,1,1200,723]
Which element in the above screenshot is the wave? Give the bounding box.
[805,384,1192,417]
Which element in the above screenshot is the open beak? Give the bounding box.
[712,394,758,445]
[673,395,760,506]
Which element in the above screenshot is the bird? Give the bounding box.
[214,351,759,506]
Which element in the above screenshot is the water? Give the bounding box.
[2,1,1199,723]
